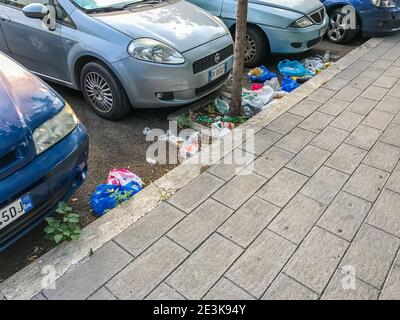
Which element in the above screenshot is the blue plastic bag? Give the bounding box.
[90,182,142,217]
[248,66,277,82]
[281,76,300,93]
[278,60,313,77]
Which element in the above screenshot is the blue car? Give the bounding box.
[0,52,88,251]
[188,0,329,67]
[322,0,400,43]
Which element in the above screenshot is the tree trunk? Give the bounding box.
[230,0,248,117]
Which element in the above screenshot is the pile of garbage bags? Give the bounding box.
[244,51,331,115]
[90,169,143,216]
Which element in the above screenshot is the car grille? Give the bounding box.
[309,7,326,25]
[0,151,16,169]
[193,44,233,75]
[0,143,32,181]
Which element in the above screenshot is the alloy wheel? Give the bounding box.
[245,33,257,64]
[84,72,114,113]
[327,13,346,42]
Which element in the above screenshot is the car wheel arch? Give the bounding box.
[326,3,362,30]
[73,55,126,92]
[229,23,271,51]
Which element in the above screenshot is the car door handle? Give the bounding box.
[0,13,10,22]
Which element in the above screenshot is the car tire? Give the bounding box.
[80,61,131,120]
[326,7,358,44]
[244,26,269,68]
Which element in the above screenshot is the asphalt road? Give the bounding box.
[0,38,366,282]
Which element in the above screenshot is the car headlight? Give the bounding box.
[33,103,79,155]
[289,16,314,28]
[127,38,185,64]
[371,0,396,7]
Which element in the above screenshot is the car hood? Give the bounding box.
[0,53,64,154]
[92,0,228,52]
[250,0,323,14]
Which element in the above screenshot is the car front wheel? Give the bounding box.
[80,61,131,120]
[244,26,269,68]
[326,8,358,44]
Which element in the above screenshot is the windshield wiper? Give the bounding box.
[85,0,163,13]
[121,0,163,9]
[86,6,125,13]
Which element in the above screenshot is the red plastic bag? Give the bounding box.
[106,169,143,187]
[251,83,264,91]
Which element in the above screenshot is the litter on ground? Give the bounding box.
[90,169,143,216]
[165,52,331,160]
[179,131,200,159]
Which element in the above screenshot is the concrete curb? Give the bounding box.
[0,37,384,300]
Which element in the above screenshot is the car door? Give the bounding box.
[0,0,69,81]
[0,23,9,54]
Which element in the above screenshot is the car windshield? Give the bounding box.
[72,0,162,11]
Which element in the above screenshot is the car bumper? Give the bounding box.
[0,123,89,252]
[111,34,234,109]
[361,7,400,36]
[261,18,329,54]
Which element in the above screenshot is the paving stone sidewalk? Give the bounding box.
[36,37,400,300]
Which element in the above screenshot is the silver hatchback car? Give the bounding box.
[0,0,234,119]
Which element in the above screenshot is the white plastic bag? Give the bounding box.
[158,129,184,147]
[263,78,281,92]
[242,86,275,109]
[179,132,200,159]
[302,58,324,75]
[211,121,231,139]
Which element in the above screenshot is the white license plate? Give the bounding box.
[209,63,227,81]
[319,26,328,37]
[0,194,33,231]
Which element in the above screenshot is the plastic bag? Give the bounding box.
[211,121,232,139]
[281,76,300,93]
[251,83,264,91]
[215,97,230,115]
[106,169,143,188]
[242,83,281,109]
[90,183,142,217]
[158,129,184,147]
[242,105,255,118]
[91,169,143,216]
[278,60,313,77]
[302,58,324,76]
[264,78,281,92]
[302,52,330,75]
[322,51,330,63]
[179,132,200,159]
[248,66,277,82]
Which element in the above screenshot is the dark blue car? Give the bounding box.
[0,52,88,251]
[322,0,400,43]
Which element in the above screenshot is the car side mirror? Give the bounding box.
[22,3,50,19]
